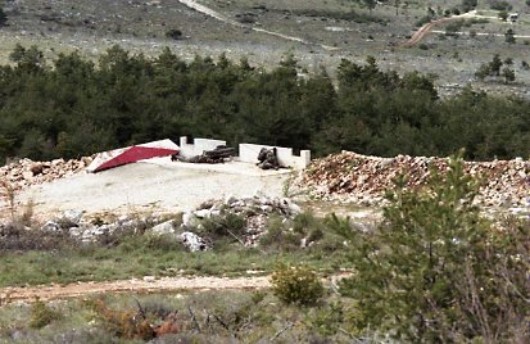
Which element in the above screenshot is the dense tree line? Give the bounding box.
[0,44,529,164]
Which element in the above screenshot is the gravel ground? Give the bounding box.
[17,158,291,217]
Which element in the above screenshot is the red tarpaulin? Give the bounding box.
[87,139,180,173]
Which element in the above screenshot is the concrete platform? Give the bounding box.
[17,159,291,217]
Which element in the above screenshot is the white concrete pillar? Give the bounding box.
[300,150,311,168]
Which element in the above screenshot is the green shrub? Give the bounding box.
[271,264,324,306]
[199,213,246,240]
[445,19,464,33]
[307,301,345,336]
[260,212,327,251]
[29,299,61,328]
[260,215,301,250]
[415,15,432,27]
[0,8,7,27]
[337,153,530,342]
[165,29,182,40]
[145,234,185,252]
[490,1,512,11]
[292,9,386,25]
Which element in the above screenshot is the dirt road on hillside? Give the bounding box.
[177,0,338,50]
[403,17,458,47]
[0,276,271,304]
[403,10,503,47]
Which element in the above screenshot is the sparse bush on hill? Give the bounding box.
[415,14,432,27]
[461,0,477,12]
[165,28,182,40]
[292,9,387,24]
[476,54,516,83]
[490,0,512,11]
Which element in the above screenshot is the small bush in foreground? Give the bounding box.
[271,264,324,306]
[29,298,61,329]
[89,299,155,340]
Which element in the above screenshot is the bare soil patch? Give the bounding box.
[0,276,270,304]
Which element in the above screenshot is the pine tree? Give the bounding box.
[335,152,529,341]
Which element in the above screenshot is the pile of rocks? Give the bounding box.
[0,157,92,191]
[40,209,157,244]
[298,151,529,212]
[28,195,302,252]
[182,195,302,246]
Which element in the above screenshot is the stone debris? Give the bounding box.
[41,220,61,233]
[151,220,177,236]
[0,156,93,192]
[297,151,530,214]
[183,194,302,246]
[24,195,303,250]
[180,231,207,252]
[14,193,288,243]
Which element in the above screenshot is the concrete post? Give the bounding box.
[300,150,311,168]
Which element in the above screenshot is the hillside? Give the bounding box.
[1,0,530,93]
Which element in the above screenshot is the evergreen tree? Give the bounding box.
[334,153,530,341]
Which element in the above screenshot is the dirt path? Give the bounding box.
[402,17,456,47]
[0,276,271,304]
[177,0,338,51]
[403,10,502,47]
[0,273,351,304]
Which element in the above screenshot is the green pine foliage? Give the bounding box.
[336,152,530,342]
[0,45,529,165]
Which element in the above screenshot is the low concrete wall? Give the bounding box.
[179,137,227,158]
[179,137,311,169]
[239,143,311,169]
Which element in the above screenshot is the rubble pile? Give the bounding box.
[0,157,93,191]
[182,195,302,246]
[3,195,302,252]
[299,151,530,210]
[40,210,157,244]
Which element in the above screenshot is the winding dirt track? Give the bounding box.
[402,17,457,47]
[402,10,505,47]
[177,0,338,50]
[0,276,271,304]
